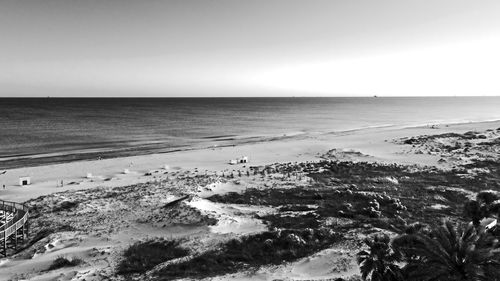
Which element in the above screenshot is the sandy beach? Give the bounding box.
[3,120,498,203]
[1,120,499,281]
[4,1,500,280]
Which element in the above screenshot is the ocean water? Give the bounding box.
[1,97,500,168]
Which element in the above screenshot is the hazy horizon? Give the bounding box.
[1,0,500,97]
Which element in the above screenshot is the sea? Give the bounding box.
[1,97,500,169]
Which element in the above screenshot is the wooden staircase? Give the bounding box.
[0,199,29,257]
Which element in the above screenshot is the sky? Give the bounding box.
[1,0,500,97]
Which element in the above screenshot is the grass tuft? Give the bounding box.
[48,256,83,271]
[117,239,189,275]
[155,228,341,280]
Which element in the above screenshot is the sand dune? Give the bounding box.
[1,120,499,281]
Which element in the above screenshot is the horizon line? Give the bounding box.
[1,95,500,99]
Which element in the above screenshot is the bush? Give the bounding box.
[154,228,342,280]
[260,213,321,229]
[48,256,83,270]
[117,239,189,275]
[53,201,79,212]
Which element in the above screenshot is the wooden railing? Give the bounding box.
[0,199,29,256]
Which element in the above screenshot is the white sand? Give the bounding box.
[3,120,498,203]
[1,120,499,281]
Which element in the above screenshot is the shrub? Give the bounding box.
[53,201,79,212]
[48,256,83,271]
[117,239,189,275]
[477,190,499,205]
[31,228,55,243]
[260,213,321,229]
[154,228,342,280]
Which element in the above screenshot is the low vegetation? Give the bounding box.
[52,200,79,212]
[30,128,500,280]
[207,159,500,280]
[48,256,83,271]
[154,228,342,280]
[210,162,471,233]
[117,239,189,275]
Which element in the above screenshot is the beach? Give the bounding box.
[1,119,499,280]
[2,119,499,203]
[4,1,500,280]
[2,120,497,203]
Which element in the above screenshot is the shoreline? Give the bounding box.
[2,118,499,171]
[0,119,499,203]
[1,118,499,281]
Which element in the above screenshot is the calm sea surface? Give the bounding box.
[1,97,500,168]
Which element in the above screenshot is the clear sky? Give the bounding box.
[1,0,500,97]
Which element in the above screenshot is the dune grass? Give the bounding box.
[154,228,341,280]
[117,239,189,275]
[48,256,83,271]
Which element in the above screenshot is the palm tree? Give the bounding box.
[476,191,499,205]
[464,191,500,228]
[394,221,500,281]
[463,200,486,228]
[357,234,402,281]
